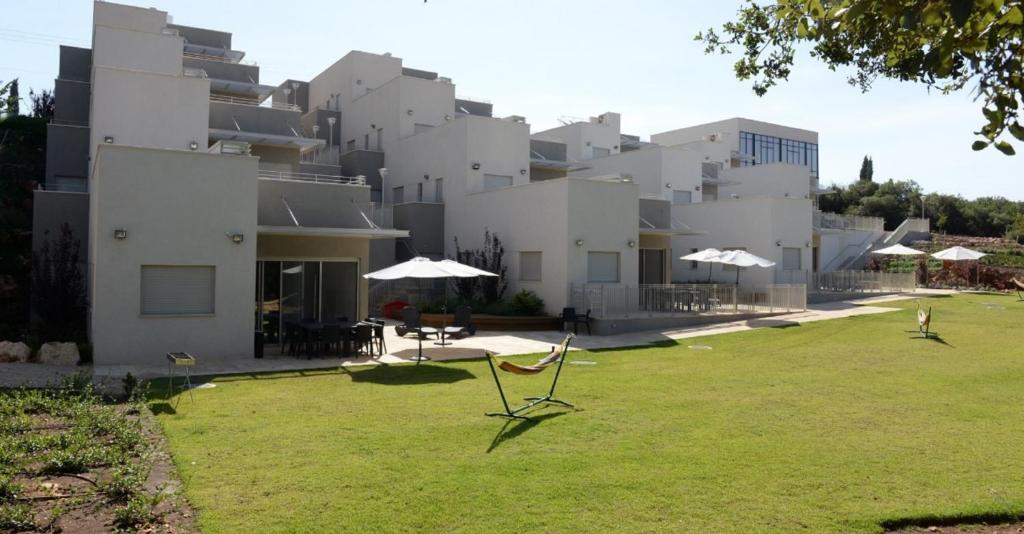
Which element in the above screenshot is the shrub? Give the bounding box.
[0,503,34,530]
[0,472,22,503]
[104,464,147,502]
[113,494,152,529]
[506,290,545,316]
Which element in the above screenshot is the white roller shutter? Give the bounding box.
[141,266,215,315]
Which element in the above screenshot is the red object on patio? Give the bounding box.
[383,300,409,320]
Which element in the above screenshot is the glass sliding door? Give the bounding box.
[280,261,304,331]
[261,262,281,343]
[256,260,359,346]
[321,262,358,323]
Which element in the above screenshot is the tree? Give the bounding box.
[1,79,19,117]
[1006,213,1024,243]
[449,230,508,304]
[697,1,1024,154]
[31,224,87,341]
[29,89,54,121]
[858,155,873,181]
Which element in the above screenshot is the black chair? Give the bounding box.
[335,316,349,324]
[561,308,592,335]
[354,323,374,356]
[396,306,436,338]
[284,322,299,356]
[365,319,386,355]
[320,323,342,356]
[453,305,476,337]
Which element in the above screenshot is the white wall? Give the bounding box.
[92,25,183,76]
[532,112,621,162]
[308,51,402,114]
[719,163,812,200]
[569,145,704,202]
[93,1,168,35]
[89,145,258,366]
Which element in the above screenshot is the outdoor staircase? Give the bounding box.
[836,217,932,270]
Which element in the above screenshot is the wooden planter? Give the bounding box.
[420,313,560,331]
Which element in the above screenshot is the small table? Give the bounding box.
[434,326,464,346]
[165,352,195,407]
[412,327,438,364]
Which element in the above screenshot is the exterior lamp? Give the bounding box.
[188,140,199,151]
[406,109,414,116]
[312,124,320,138]
[627,240,636,248]
[575,239,584,247]
[775,240,782,246]
[695,185,701,191]
[227,232,244,244]
[520,169,527,175]
[113,228,128,240]
[104,136,114,144]
[444,114,452,121]
[805,242,812,248]
[471,162,481,170]
[326,117,336,147]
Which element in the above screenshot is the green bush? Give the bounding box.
[0,472,22,503]
[104,464,147,502]
[0,503,34,531]
[113,494,153,529]
[506,290,545,316]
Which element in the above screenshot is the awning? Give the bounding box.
[257,226,409,240]
[209,128,325,151]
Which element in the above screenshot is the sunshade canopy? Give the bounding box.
[363,256,498,280]
[709,249,776,268]
[679,248,723,262]
[931,246,987,261]
[871,244,925,255]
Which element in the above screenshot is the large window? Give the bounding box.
[483,174,513,191]
[392,186,404,204]
[587,252,620,283]
[592,147,610,158]
[782,248,802,270]
[435,178,443,202]
[141,265,215,315]
[672,190,692,205]
[739,131,819,177]
[519,252,542,281]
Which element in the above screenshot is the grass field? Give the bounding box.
[152,293,1024,533]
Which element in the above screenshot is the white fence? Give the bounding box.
[814,211,885,232]
[568,283,806,319]
[776,271,916,293]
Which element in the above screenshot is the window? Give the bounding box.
[592,147,610,158]
[483,174,513,191]
[414,123,433,134]
[416,183,423,202]
[376,128,383,151]
[363,134,369,149]
[392,186,404,204]
[689,248,699,269]
[141,265,215,315]
[739,131,819,178]
[782,248,802,270]
[435,178,443,202]
[672,190,692,205]
[587,252,620,283]
[519,252,542,281]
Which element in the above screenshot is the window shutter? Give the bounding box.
[141,266,215,315]
[587,252,620,283]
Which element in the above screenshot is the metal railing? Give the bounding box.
[300,146,341,166]
[568,283,806,319]
[210,94,301,112]
[360,202,394,229]
[183,67,207,79]
[258,169,366,186]
[37,182,88,193]
[813,211,885,232]
[776,270,916,293]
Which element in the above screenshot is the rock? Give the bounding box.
[37,342,80,366]
[0,341,32,363]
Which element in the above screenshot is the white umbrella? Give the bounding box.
[680,248,723,281]
[931,246,986,261]
[871,244,925,255]
[436,259,500,278]
[932,246,987,286]
[710,250,776,285]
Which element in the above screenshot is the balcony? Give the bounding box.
[529,139,570,170]
[257,174,405,239]
[813,211,884,232]
[209,99,321,151]
[640,197,704,236]
[258,169,365,187]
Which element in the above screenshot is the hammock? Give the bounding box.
[1012,278,1024,301]
[917,302,932,338]
[484,333,576,421]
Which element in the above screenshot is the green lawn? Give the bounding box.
[152,293,1024,533]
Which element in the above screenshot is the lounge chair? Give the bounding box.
[394,306,437,339]
[484,333,576,421]
[453,305,476,337]
[1012,278,1024,301]
[917,303,933,338]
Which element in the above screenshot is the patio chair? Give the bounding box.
[1012,278,1024,301]
[484,333,576,421]
[320,323,342,356]
[367,319,387,355]
[353,323,374,356]
[560,308,592,335]
[453,305,476,337]
[917,302,933,338]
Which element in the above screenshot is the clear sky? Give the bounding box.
[3,0,1021,199]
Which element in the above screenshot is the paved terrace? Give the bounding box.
[1,291,952,389]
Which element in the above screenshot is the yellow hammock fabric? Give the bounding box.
[492,349,561,375]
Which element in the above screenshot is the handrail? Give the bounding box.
[258,169,365,186]
[37,183,88,193]
[210,94,300,112]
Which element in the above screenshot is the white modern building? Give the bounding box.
[32,1,926,365]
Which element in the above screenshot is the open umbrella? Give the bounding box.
[709,250,776,285]
[871,244,925,256]
[680,248,723,281]
[931,246,987,286]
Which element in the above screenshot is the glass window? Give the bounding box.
[672,190,692,205]
[587,252,620,283]
[739,131,818,178]
[392,186,404,204]
[689,248,699,269]
[592,147,610,158]
[414,123,433,134]
[782,248,802,270]
[483,174,513,191]
[141,265,215,315]
[416,183,423,202]
[519,252,542,281]
[435,178,443,202]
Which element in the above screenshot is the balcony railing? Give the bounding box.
[775,270,916,293]
[814,211,885,232]
[210,94,300,112]
[258,169,365,186]
[37,182,88,193]
[569,283,806,319]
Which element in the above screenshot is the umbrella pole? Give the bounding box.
[708,262,712,282]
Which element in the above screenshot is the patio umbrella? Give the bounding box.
[931,246,987,286]
[871,244,925,256]
[680,248,723,281]
[709,250,776,285]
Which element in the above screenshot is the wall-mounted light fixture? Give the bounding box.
[444,114,452,121]
[575,239,584,247]
[312,124,320,139]
[730,194,740,199]
[784,192,790,197]
[519,169,527,175]
[806,242,812,247]
[113,228,128,240]
[406,109,414,116]
[585,141,591,147]
[188,140,199,151]
[665,183,672,189]
[695,185,702,191]
[471,162,480,170]
[423,174,430,180]
[775,240,782,247]
[371,123,376,129]
[104,136,114,144]
[226,232,245,244]
[613,145,619,150]
[627,240,636,248]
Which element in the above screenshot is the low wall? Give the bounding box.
[590,310,795,335]
[420,313,560,331]
[808,291,902,304]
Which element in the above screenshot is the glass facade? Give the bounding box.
[739,131,818,177]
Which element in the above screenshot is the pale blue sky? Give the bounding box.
[4,0,1021,199]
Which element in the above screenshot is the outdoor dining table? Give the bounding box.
[294,321,356,358]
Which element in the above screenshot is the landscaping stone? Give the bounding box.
[0,341,32,363]
[37,342,80,365]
